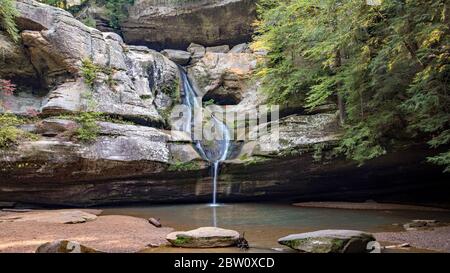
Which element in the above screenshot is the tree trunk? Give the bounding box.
[334,49,346,125]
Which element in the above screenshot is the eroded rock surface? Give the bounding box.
[2,0,180,124]
[122,0,257,50]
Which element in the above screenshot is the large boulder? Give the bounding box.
[166,227,240,248]
[36,240,101,253]
[121,0,257,50]
[188,52,258,105]
[278,230,376,253]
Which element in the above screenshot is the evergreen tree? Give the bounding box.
[0,0,20,42]
[254,0,450,171]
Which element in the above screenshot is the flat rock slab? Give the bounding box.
[278,230,376,253]
[0,209,100,224]
[0,215,173,253]
[167,227,240,248]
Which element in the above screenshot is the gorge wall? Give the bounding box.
[0,0,449,207]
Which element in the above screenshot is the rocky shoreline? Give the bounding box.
[1,205,449,253]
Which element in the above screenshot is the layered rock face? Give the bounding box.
[121,0,257,50]
[3,0,180,124]
[0,0,448,207]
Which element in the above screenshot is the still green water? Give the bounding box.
[100,203,450,253]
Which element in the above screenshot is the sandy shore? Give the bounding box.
[293,202,449,211]
[375,226,450,253]
[0,211,173,253]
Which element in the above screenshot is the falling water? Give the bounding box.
[178,68,231,208]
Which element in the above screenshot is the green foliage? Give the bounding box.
[81,59,100,88]
[162,78,181,102]
[73,112,100,143]
[168,161,201,172]
[82,16,97,28]
[173,236,193,245]
[0,114,38,148]
[99,0,134,29]
[0,0,20,42]
[38,0,67,8]
[255,0,450,171]
[81,58,116,89]
[203,99,215,107]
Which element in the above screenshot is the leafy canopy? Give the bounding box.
[254,0,450,171]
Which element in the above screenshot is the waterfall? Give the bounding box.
[178,68,231,207]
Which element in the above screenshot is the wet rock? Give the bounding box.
[278,230,376,253]
[206,45,230,53]
[36,240,101,253]
[161,49,191,65]
[121,0,256,50]
[0,209,98,224]
[166,227,240,248]
[148,217,162,228]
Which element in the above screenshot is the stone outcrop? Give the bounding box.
[278,230,376,253]
[166,227,240,248]
[121,0,257,50]
[2,0,180,125]
[161,49,191,65]
[188,52,259,105]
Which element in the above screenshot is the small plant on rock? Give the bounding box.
[74,112,101,143]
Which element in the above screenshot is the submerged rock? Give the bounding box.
[278,230,376,253]
[36,240,101,253]
[166,227,240,248]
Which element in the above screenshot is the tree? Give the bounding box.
[254,0,450,171]
[0,0,20,42]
